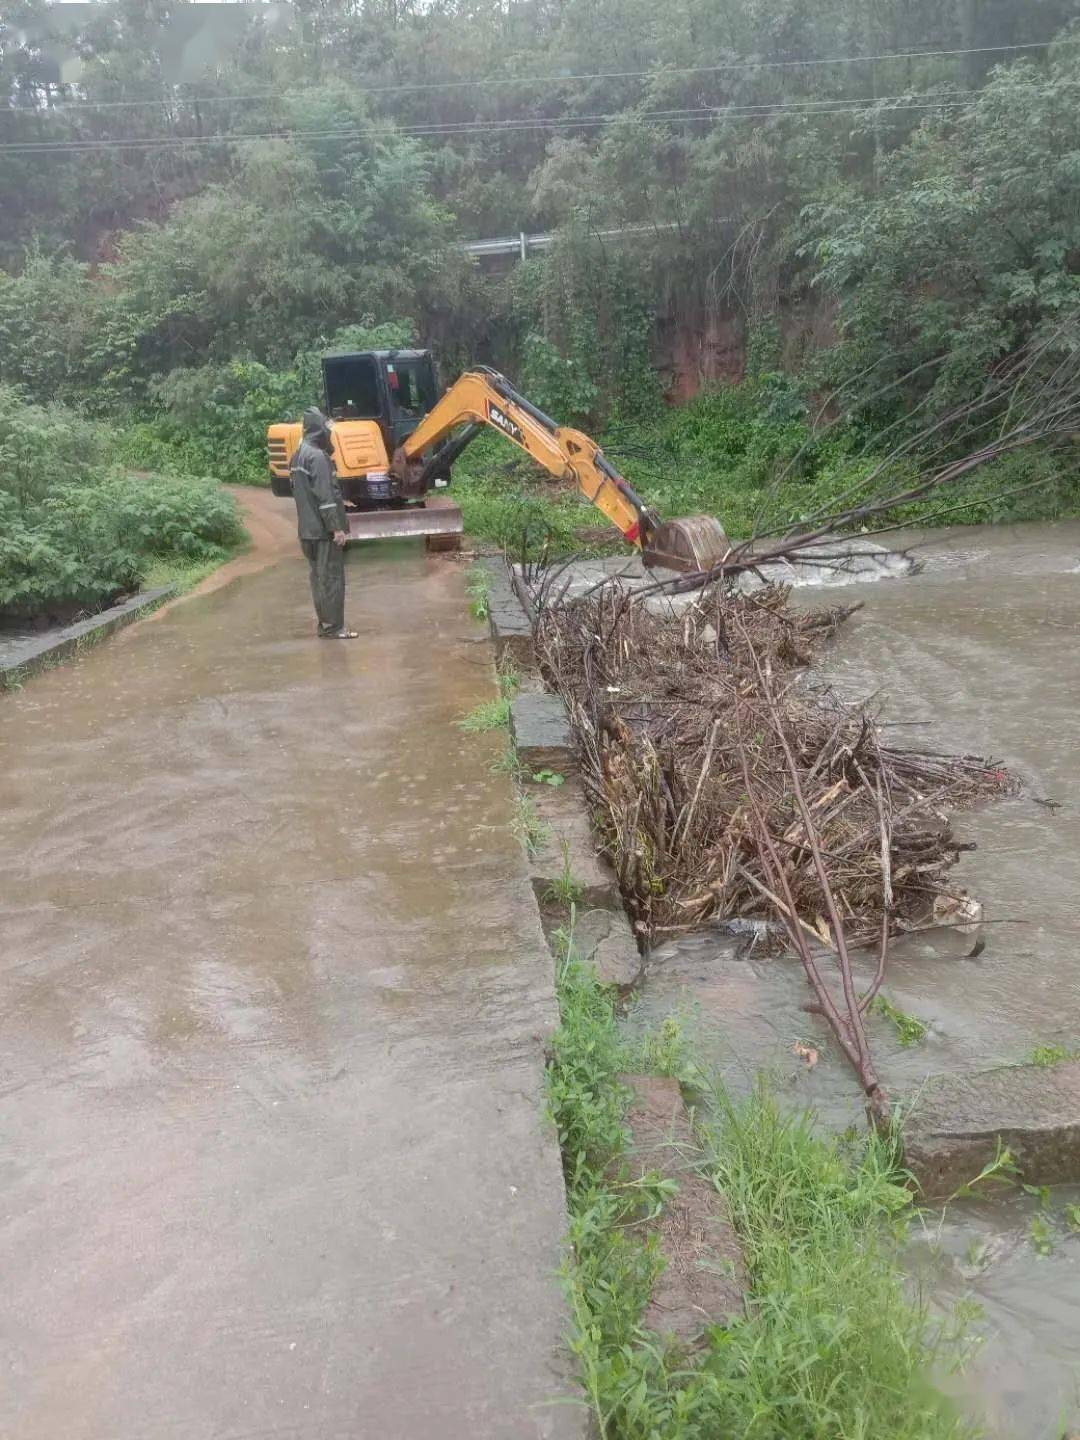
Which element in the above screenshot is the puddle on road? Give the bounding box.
[635,519,1080,1438]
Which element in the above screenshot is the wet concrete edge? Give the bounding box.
[0,585,177,691]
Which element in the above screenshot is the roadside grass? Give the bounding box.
[458,695,511,732]
[548,940,976,1440]
[142,541,246,595]
[465,563,492,620]
[513,792,550,854]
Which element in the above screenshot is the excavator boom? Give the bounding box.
[393,367,728,573]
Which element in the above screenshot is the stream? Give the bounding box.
[636,519,1080,1438]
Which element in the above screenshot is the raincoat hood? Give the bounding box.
[302,407,332,446]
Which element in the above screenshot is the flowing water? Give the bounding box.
[636,519,1080,1438]
[0,540,576,1439]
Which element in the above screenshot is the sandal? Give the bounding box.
[319,627,359,639]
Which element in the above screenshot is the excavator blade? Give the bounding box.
[642,515,730,574]
[346,497,463,552]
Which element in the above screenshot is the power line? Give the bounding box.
[3,37,1073,115]
[0,92,985,154]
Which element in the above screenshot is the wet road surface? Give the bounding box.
[637,519,1080,1437]
[0,538,578,1438]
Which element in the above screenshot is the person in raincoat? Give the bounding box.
[290,408,358,639]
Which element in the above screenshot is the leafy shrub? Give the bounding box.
[0,389,244,617]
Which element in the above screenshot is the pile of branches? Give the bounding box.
[533,581,1013,948]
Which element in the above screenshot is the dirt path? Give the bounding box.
[141,486,298,631]
[0,541,580,1438]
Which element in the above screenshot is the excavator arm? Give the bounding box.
[392,367,728,572]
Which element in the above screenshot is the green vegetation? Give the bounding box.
[0,388,244,619]
[3,3,1079,554]
[1028,1042,1077,1067]
[530,769,566,788]
[512,793,550,855]
[548,939,973,1439]
[874,995,930,1049]
[543,840,585,907]
[457,696,511,733]
[465,565,492,621]
[1029,1213,1055,1257]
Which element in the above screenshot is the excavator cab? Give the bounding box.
[322,349,439,454]
[268,349,465,547]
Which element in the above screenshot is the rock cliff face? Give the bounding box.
[657,296,839,403]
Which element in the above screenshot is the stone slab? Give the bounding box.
[553,906,643,992]
[511,691,575,776]
[0,586,176,689]
[904,1060,1080,1200]
[618,1075,748,1344]
[482,558,535,668]
[527,775,623,911]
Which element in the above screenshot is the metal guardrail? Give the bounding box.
[461,221,685,260]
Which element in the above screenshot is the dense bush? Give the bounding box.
[0,389,245,618]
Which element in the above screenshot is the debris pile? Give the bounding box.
[531,579,1015,948]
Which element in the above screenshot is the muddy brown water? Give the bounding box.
[636,520,1080,1439]
[0,539,579,1439]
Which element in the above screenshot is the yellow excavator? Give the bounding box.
[268,347,728,572]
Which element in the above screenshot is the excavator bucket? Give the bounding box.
[642,515,730,574]
[346,497,464,552]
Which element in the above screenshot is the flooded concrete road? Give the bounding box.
[0,539,579,1438]
[637,519,1080,1438]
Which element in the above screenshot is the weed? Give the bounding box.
[1023,1183,1052,1209]
[457,695,511,732]
[949,1142,1018,1200]
[543,839,584,906]
[465,564,492,621]
[963,1237,989,1272]
[1028,1042,1075,1067]
[934,1296,988,1375]
[530,768,565,787]
[874,994,929,1047]
[489,743,522,778]
[1030,1213,1055,1257]
[497,658,521,700]
[1065,1203,1080,1232]
[633,1013,689,1079]
[512,792,550,855]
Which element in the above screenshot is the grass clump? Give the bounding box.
[457,695,511,732]
[548,948,975,1440]
[1028,1042,1076,1067]
[512,792,550,854]
[465,564,492,621]
[873,995,929,1048]
[543,839,585,907]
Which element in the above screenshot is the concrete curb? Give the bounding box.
[481,557,536,668]
[0,586,177,691]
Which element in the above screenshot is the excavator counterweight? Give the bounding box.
[268,351,729,574]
